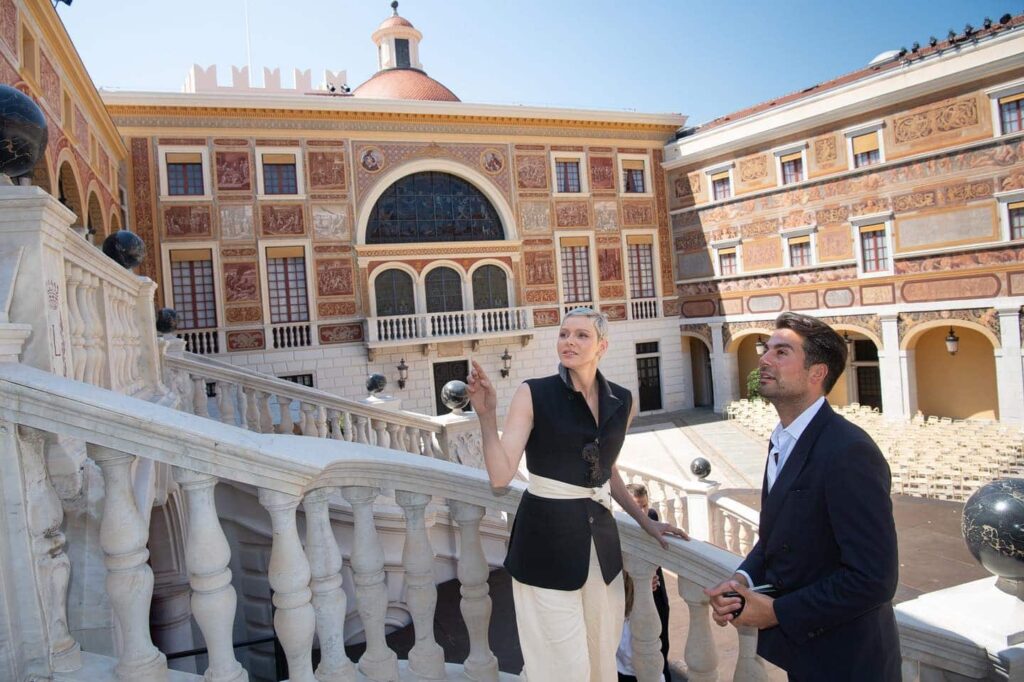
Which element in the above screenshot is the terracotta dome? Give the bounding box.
[352,69,459,102]
[377,15,414,30]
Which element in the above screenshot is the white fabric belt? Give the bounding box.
[527,472,613,511]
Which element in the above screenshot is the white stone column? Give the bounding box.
[395,491,445,680]
[878,314,907,421]
[448,500,499,681]
[175,469,247,682]
[258,488,316,682]
[996,307,1024,423]
[709,322,730,414]
[679,336,696,410]
[88,444,168,681]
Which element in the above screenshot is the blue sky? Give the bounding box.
[59,0,1014,125]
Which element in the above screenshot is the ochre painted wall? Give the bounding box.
[737,337,761,399]
[914,327,998,420]
[827,363,850,407]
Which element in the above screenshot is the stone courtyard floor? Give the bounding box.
[362,408,990,679]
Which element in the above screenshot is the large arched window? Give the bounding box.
[374,269,415,317]
[472,265,509,310]
[425,267,463,313]
[366,171,504,244]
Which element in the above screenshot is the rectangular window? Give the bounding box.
[280,373,314,387]
[851,132,881,168]
[555,160,582,193]
[622,159,646,193]
[627,236,655,298]
[262,153,298,195]
[859,224,888,273]
[788,236,812,267]
[780,152,803,185]
[718,247,737,276]
[636,341,659,355]
[170,249,216,330]
[266,246,309,323]
[1000,93,1024,134]
[395,38,411,68]
[21,29,37,79]
[166,153,204,196]
[560,237,592,303]
[711,170,731,200]
[1010,201,1024,240]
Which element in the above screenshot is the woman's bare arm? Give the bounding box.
[467,360,533,487]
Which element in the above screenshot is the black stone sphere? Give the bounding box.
[0,85,48,179]
[366,373,387,395]
[962,478,1024,580]
[691,457,712,480]
[102,230,146,269]
[156,308,178,334]
[441,380,469,411]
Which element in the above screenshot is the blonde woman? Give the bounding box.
[467,307,687,681]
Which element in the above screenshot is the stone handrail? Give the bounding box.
[367,306,533,344]
[162,346,455,460]
[0,361,764,681]
[709,494,761,556]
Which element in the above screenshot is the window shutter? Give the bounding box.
[779,151,802,164]
[170,248,212,262]
[166,152,202,164]
[851,133,879,155]
[266,245,305,259]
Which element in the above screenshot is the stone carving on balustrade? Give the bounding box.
[898,308,1000,344]
[17,426,81,672]
[819,314,883,347]
[679,323,712,349]
[446,428,485,469]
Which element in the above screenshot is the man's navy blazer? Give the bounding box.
[737,401,901,681]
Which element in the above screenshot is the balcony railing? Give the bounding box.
[630,297,661,320]
[269,321,313,349]
[368,307,533,345]
[177,327,219,354]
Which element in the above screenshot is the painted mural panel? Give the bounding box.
[312,204,350,241]
[621,201,655,227]
[215,151,251,191]
[885,93,992,158]
[219,204,254,241]
[589,157,615,191]
[223,262,259,303]
[594,201,618,232]
[816,226,853,262]
[742,236,782,271]
[901,275,1000,302]
[226,329,265,352]
[554,201,589,228]
[895,205,998,252]
[315,259,354,297]
[678,251,714,279]
[163,205,212,239]
[308,151,346,190]
[520,201,551,234]
[515,155,548,190]
[260,204,305,236]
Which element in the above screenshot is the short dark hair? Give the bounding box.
[775,312,848,394]
[626,482,648,499]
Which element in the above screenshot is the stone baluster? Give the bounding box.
[622,554,663,682]
[353,416,370,444]
[395,491,445,679]
[243,387,260,431]
[88,274,108,387]
[88,444,168,680]
[723,514,737,553]
[300,402,318,436]
[76,272,98,386]
[192,376,210,418]
[277,395,294,434]
[679,578,719,681]
[733,626,767,681]
[738,522,752,555]
[234,383,249,429]
[174,468,247,682]
[371,419,389,449]
[258,489,316,682]
[303,488,356,682]
[327,409,344,440]
[448,500,499,680]
[103,289,123,391]
[253,391,273,433]
[339,486,398,681]
[316,406,328,438]
[405,428,421,455]
[342,412,354,441]
[65,265,87,382]
[386,423,402,452]
[215,382,236,426]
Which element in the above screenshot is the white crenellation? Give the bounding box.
[183,65,347,94]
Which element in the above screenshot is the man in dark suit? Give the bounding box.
[705,312,901,681]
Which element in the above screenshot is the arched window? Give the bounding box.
[472,265,509,310]
[425,267,463,313]
[374,269,415,317]
[366,171,504,244]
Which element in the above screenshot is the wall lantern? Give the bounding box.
[754,336,767,356]
[945,328,960,356]
[396,358,409,389]
[500,348,513,378]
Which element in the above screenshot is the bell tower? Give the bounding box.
[372,1,424,72]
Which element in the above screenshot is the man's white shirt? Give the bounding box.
[736,396,825,589]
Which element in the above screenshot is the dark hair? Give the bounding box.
[775,312,848,394]
[626,482,648,499]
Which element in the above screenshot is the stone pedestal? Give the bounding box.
[896,577,1024,681]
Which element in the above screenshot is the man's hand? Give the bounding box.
[730,581,778,629]
[466,360,498,417]
[705,577,745,627]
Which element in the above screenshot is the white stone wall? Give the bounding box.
[219,316,690,420]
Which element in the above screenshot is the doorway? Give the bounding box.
[433,360,471,415]
[635,342,663,412]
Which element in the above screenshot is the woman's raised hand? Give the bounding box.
[467,359,498,416]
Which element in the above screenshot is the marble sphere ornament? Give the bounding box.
[690,457,712,480]
[441,379,470,412]
[366,373,387,395]
[962,478,1024,581]
[102,230,146,269]
[0,85,48,179]
[155,308,178,334]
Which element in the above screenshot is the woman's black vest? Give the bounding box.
[504,367,632,590]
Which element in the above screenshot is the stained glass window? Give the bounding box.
[472,265,509,309]
[374,269,416,316]
[425,267,464,312]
